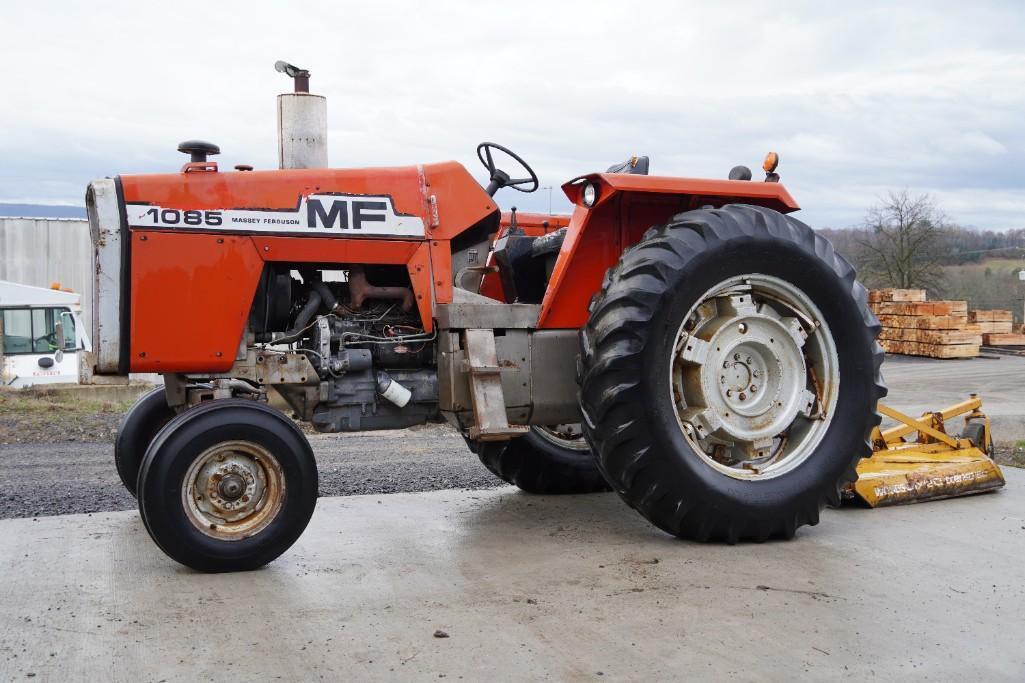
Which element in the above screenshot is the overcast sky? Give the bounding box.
[2,1,1023,229]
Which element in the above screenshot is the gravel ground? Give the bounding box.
[2,352,1024,520]
[0,424,504,519]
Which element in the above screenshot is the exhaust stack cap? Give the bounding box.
[274,60,311,93]
[177,140,220,163]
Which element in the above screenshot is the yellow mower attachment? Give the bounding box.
[848,395,1005,507]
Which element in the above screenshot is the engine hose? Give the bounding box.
[275,290,322,344]
[313,281,339,312]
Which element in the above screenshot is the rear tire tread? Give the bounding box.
[579,204,886,543]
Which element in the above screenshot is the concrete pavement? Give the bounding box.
[2,470,1023,680]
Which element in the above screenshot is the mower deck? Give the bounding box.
[849,397,1006,507]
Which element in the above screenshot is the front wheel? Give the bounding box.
[579,204,886,542]
[137,400,318,572]
[114,387,177,497]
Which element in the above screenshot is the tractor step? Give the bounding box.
[462,328,529,441]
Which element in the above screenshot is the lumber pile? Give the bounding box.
[868,289,980,359]
[983,333,1025,346]
[968,309,1025,346]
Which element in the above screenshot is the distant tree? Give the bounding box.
[854,190,950,290]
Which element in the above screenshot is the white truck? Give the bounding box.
[0,280,91,387]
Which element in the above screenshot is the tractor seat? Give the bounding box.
[606,155,649,175]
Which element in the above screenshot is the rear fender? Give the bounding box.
[536,173,800,329]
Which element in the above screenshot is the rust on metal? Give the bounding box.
[348,265,415,311]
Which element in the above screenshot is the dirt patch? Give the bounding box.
[0,391,132,445]
[994,443,1025,469]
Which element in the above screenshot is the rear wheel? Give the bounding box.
[579,204,886,542]
[473,425,610,494]
[137,400,318,572]
[114,387,176,497]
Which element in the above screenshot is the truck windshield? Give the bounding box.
[1,307,76,354]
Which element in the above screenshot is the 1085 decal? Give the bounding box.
[141,208,223,226]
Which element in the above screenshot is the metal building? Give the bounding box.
[0,217,93,331]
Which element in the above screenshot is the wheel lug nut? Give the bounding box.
[739,392,747,401]
[746,356,752,364]
[723,361,730,369]
[738,323,748,334]
[750,385,758,393]
[720,376,726,384]
[726,390,733,397]
[753,370,760,378]
[733,353,740,361]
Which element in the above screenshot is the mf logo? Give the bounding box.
[307,198,390,230]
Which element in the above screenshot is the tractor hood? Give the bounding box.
[116,161,498,242]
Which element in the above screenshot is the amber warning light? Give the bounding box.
[763,152,781,183]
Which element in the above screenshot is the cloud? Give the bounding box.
[1,0,1023,229]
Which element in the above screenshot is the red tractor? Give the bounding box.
[87,64,884,572]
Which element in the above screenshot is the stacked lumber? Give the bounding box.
[968,309,1025,345]
[969,309,1013,333]
[868,289,980,359]
[984,333,1025,346]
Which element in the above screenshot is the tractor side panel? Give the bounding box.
[130,234,439,373]
[130,231,265,373]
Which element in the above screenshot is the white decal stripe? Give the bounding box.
[126,194,426,237]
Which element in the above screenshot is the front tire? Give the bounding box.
[137,400,318,572]
[579,204,886,542]
[473,426,610,494]
[114,387,177,497]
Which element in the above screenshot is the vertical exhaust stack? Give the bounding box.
[274,61,328,169]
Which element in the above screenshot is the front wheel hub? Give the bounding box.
[217,473,247,501]
[182,440,285,541]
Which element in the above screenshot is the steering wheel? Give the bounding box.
[476,142,539,196]
[34,333,59,352]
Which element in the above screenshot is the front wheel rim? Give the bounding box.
[182,440,286,541]
[670,274,839,480]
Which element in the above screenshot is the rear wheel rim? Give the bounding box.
[532,424,590,452]
[670,274,839,480]
[182,440,286,541]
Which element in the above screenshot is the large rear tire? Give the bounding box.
[137,400,317,572]
[579,204,886,542]
[114,387,176,497]
[473,426,610,494]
